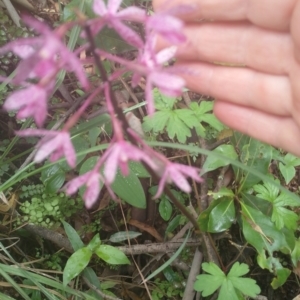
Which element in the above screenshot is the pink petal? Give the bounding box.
[169,167,191,193]
[150,72,184,96]
[145,79,155,115]
[16,129,55,137]
[156,46,177,64]
[84,173,101,208]
[4,85,48,126]
[93,0,107,15]
[147,14,186,44]
[65,53,89,89]
[34,134,64,163]
[155,171,168,198]
[63,135,77,168]
[12,45,35,59]
[111,19,144,49]
[65,172,91,195]
[107,0,122,13]
[117,7,146,22]
[104,146,120,183]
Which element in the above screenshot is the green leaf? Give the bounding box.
[44,172,65,194]
[128,161,150,178]
[88,127,101,147]
[208,187,234,200]
[241,203,290,255]
[111,168,146,208]
[165,215,182,237]
[70,114,111,137]
[194,262,260,299]
[202,145,238,174]
[87,234,101,252]
[194,274,223,296]
[291,239,300,266]
[63,247,92,286]
[279,162,295,185]
[198,198,236,233]
[159,197,173,221]
[80,156,98,174]
[40,164,61,184]
[232,134,273,190]
[271,267,291,289]
[62,221,84,251]
[143,111,170,133]
[109,231,142,243]
[95,245,130,265]
[166,111,192,143]
[153,88,177,110]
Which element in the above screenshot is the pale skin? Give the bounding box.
[153,0,300,156]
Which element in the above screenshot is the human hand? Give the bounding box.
[153,0,300,156]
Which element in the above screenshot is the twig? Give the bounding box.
[182,247,203,300]
[83,278,122,300]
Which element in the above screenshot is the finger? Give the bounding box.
[153,0,297,31]
[213,101,300,157]
[174,22,294,75]
[291,0,300,62]
[177,62,292,116]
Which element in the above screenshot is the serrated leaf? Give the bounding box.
[176,109,199,128]
[228,262,249,277]
[109,231,142,243]
[111,168,146,208]
[95,245,130,265]
[201,113,225,131]
[153,88,177,110]
[271,206,298,230]
[63,247,92,286]
[143,111,170,133]
[194,274,223,296]
[189,101,213,115]
[194,262,260,299]
[159,197,172,221]
[166,112,191,143]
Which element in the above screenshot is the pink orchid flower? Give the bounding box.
[155,162,202,198]
[91,0,146,48]
[4,84,48,127]
[102,139,156,184]
[65,170,103,209]
[0,16,88,88]
[132,35,185,114]
[17,129,76,168]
